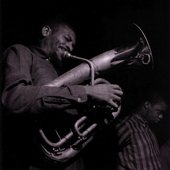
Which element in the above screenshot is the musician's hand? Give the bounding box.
[84,84,123,109]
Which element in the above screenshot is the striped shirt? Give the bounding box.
[115,114,161,170]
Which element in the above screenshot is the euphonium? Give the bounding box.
[36,24,154,165]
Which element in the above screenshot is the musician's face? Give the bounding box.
[42,24,76,64]
[144,100,167,123]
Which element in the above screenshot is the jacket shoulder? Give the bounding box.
[4,44,30,52]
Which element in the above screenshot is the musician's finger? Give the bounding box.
[111,89,123,97]
[111,84,123,91]
[108,99,119,108]
[111,94,122,101]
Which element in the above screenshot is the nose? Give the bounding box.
[67,42,74,52]
[158,114,163,119]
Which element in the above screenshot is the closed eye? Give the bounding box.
[65,35,72,42]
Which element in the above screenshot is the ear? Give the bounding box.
[144,101,151,109]
[41,25,51,37]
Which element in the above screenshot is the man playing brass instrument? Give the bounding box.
[1,17,123,170]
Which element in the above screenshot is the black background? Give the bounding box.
[1,0,170,82]
[1,0,170,169]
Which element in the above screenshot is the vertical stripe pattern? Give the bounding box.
[115,114,161,170]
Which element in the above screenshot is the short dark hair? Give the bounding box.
[38,15,74,32]
[138,85,167,106]
[32,16,75,44]
[44,17,74,31]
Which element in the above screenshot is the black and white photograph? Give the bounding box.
[1,0,170,169]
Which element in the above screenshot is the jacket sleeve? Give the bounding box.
[1,45,88,115]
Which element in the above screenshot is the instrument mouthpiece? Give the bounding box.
[64,51,72,58]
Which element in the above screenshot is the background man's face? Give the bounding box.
[146,101,167,123]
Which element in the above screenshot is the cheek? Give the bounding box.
[151,111,158,117]
[51,39,58,49]
[148,109,156,119]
